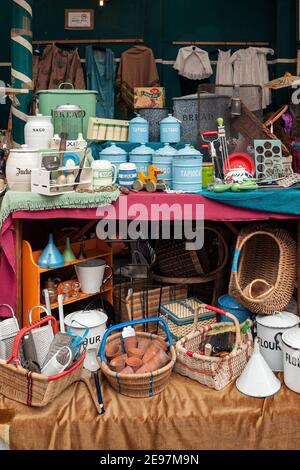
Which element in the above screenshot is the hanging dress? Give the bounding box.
[85,46,116,119]
[216,50,233,96]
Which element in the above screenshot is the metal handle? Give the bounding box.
[0,304,15,318]
[28,305,50,325]
[98,317,172,362]
[59,82,74,89]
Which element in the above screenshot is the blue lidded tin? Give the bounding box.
[218,295,252,324]
[160,114,181,144]
[128,114,149,144]
[129,144,153,176]
[152,144,177,189]
[99,143,128,176]
[172,144,203,193]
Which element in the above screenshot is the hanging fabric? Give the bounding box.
[86,46,116,119]
[173,46,213,81]
[216,50,233,96]
[116,45,160,111]
[230,47,274,111]
[34,44,86,91]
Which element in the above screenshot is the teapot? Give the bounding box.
[41,278,61,304]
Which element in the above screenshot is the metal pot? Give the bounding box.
[256,312,300,372]
[64,308,108,372]
[282,328,300,394]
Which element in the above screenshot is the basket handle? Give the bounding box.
[7,316,58,367]
[232,249,241,274]
[98,317,172,362]
[0,304,16,318]
[193,305,242,348]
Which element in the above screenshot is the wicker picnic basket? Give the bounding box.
[0,316,85,407]
[159,298,216,343]
[98,317,176,398]
[229,224,296,315]
[175,305,253,391]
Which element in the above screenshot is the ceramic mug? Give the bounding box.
[75,259,113,294]
[91,160,117,188]
[118,163,137,187]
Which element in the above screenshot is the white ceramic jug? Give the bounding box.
[91,160,117,189]
[75,259,113,294]
[25,115,54,149]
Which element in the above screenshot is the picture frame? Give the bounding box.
[65,9,94,30]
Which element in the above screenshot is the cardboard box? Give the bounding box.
[134,87,165,109]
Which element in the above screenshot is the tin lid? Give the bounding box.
[176,144,202,157]
[130,113,148,125]
[160,113,181,124]
[218,295,250,314]
[10,144,41,153]
[100,143,127,156]
[257,311,300,329]
[155,143,178,157]
[282,328,300,350]
[64,309,108,329]
[37,89,97,95]
[55,104,82,112]
[130,144,154,156]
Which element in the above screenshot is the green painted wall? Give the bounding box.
[0,0,298,127]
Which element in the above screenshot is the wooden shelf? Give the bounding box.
[22,238,113,326]
[43,286,111,310]
[38,251,112,273]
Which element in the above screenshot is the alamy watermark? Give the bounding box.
[96,199,205,250]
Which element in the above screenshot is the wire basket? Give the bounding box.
[0,305,20,361]
[175,305,253,391]
[229,224,296,315]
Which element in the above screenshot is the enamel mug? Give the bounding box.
[91,160,117,188]
[118,163,137,188]
[282,328,300,394]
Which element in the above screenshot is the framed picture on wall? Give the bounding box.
[65,9,94,30]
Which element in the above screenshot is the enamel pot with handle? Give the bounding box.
[256,312,300,372]
[282,328,300,394]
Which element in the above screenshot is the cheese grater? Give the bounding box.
[28,306,54,368]
[0,304,20,360]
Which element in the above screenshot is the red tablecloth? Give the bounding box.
[0,193,297,316]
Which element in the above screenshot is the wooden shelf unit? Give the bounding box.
[22,238,113,326]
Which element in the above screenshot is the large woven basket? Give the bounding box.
[0,316,85,407]
[98,318,176,398]
[175,305,253,391]
[229,224,296,315]
[155,224,229,279]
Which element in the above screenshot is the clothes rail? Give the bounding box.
[172,41,270,46]
[32,39,144,45]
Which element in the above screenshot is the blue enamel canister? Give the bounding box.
[129,144,153,176]
[172,144,203,193]
[218,295,252,324]
[99,143,128,178]
[128,114,149,144]
[160,114,181,144]
[152,143,177,189]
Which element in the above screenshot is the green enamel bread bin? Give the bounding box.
[36,89,97,138]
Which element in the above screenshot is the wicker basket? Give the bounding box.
[155,225,229,279]
[0,316,85,407]
[229,224,296,315]
[159,298,216,343]
[175,305,253,391]
[114,282,187,328]
[98,318,176,398]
